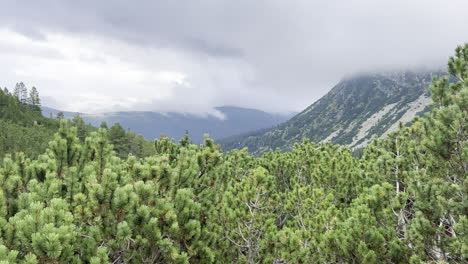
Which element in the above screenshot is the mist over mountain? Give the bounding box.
[219,70,444,154]
[41,106,295,143]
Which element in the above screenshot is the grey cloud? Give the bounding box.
[9,24,47,41]
[1,0,467,113]
[183,37,244,58]
[0,41,64,60]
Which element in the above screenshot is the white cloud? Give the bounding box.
[0,29,236,114]
[1,0,467,114]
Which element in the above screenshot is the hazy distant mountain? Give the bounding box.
[42,106,295,143]
[219,71,444,154]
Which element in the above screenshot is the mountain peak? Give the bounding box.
[219,70,444,154]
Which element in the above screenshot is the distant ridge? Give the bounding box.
[42,106,295,144]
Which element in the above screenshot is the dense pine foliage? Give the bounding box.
[0,45,466,263]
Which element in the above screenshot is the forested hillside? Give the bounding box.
[0,85,155,159]
[0,45,466,263]
[0,83,60,158]
[220,71,445,154]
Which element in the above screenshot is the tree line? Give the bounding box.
[0,45,466,263]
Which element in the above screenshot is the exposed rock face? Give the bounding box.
[219,71,444,154]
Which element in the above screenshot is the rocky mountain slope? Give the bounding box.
[219,71,444,154]
[42,106,294,143]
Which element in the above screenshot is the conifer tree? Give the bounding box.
[71,114,87,143]
[108,123,129,159]
[222,168,278,263]
[56,112,64,120]
[13,82,28,105]
[29,87,41,112]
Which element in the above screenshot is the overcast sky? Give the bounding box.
[1,0,467,115]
